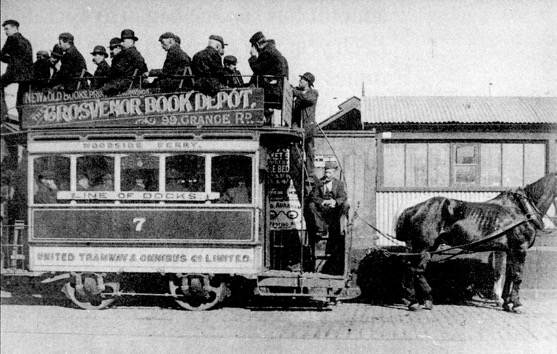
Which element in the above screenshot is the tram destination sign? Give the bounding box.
[22,88,265,129]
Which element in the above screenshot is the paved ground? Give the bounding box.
[1,282,556,354]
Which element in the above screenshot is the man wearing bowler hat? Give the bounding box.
[248,31,288,110]
[120,29,148,87]
[150,32,191,92]
[54,32,88,92]
[223,55,244,88]
[90,45,110,90]
[292,72,319,175]
[191,34,227,95]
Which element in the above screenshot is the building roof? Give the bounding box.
[361,96,557,124]
[319,96,360,128]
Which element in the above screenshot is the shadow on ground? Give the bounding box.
[355,247,496,306]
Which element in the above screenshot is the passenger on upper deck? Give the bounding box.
[149,32,192,93]
[119,29,148,88]
[101,38,127,95]
[34,170,58,204]
[292,72,319,175]
[223,55,244,88]
[89,45,110,90]
[191,35,227,96]
[248,31,289,110]
[33,50,52,90]
[52,32,88,92]
[47,44,64,85]
[1,20,33,120]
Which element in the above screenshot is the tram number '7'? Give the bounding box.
[133,217,146,231]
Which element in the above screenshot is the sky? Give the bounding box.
[1,0,556,121]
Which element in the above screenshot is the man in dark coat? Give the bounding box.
[248,31,289,109]
[55,32,88,92]
[223,55,244,88]
[191,35,227,95]
[150,32,191,92]
[34,170,59,204]
[33,50,52,90]
[292,72,319,175]
[102,38,131,95]
[308,161,348,256]
[1,20,33,119]
[47,44,64,87]
[90,45,110,90]
[120,29,148,88]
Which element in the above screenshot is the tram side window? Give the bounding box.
[121,154,159,192]
[212,155,252,204]
[33,156,70,204]
[165,154,205,192]
[76,155,115,191]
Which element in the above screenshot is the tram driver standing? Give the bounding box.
[308,161,348,263]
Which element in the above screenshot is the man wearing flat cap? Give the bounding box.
[292,72,319,175]
[33,50,52,90]
[90,45,110,90]
[248,31,289,110]
[1,20,33,120]
[54,32,88,92]
[150,32,191,92]
[223,55,244,88]
[191,35,228,95]
[120,29,148,87]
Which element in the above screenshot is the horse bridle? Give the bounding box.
[509,188,545,229]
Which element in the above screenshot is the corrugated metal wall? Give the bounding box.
[375,191,499,246]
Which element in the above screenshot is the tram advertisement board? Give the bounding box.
[268,147,303,230]
[21,88,265,128]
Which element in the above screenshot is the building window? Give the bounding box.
[382,141,545,188]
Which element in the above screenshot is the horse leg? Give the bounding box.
[402,251,432,311]
[502,246,527,313]
[491,251,506,306]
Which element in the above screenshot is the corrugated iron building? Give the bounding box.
[316,96,557,250]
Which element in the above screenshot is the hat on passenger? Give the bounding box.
[324,161,338,170]
[249,31,266,44]
[51,44,64,59]
[159,32,178,42]
[90,45,108,57]
[223,55,237,65]
[2,19,20,28]
[121,29,138,41]
[58,32,74,42]
[102,173,113,181]
[209,34,227,47]
[299,72,315,86]
[109,37,122,49]
[39,170,56,180]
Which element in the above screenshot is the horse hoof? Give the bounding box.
[422,300,433,310]
[408,303,422,312]
[512,305,524,314]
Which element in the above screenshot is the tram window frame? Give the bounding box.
[31,155,71,205]
[211,153,254,205]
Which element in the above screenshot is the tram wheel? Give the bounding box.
[168,275,227,311]
[62,275,119,310]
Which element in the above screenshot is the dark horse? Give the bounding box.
[396,173,557,312]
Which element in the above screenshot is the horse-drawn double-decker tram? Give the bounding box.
[1,79,359,310]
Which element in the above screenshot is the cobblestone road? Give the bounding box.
[2,288,556,354]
